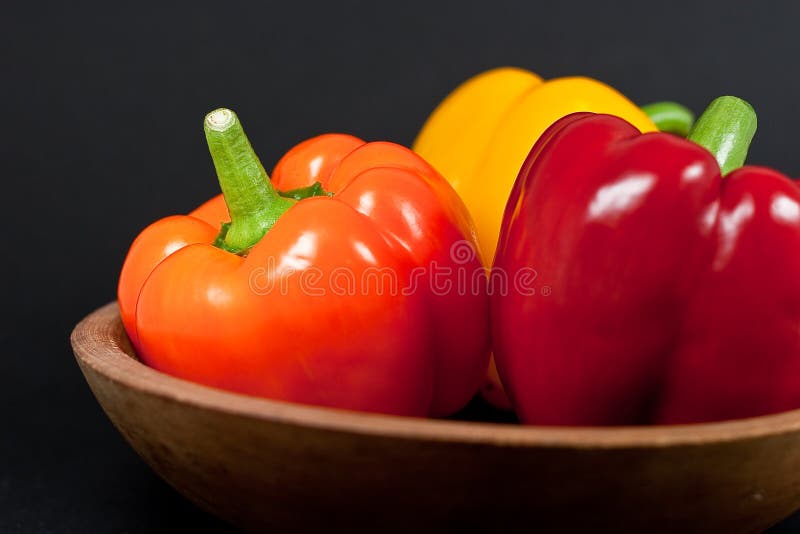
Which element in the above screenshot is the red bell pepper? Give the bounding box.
[118,109,489,417]
[493,96,800,425]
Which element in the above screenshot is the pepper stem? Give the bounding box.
[278,181,331,201]
[686,96,757,176]
[204,109,294,254]
[641,101,695,137]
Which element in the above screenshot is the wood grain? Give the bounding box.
[72,302,800,532]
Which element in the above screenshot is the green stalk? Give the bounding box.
[278,181,331,200]
[686,96,757,176]
[204,108,295,254]
[641,101,695,137]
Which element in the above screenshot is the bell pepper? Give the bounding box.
[492,95,800,425]
[413,66,696,264]
[414,67,693,408]
[118,109,489,417]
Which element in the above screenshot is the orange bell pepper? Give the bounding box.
[118,109,489,417]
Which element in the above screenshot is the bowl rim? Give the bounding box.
[72,301,800,449]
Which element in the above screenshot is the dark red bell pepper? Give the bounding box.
[492,96,800,425]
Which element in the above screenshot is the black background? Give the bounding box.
[3,1,800,531]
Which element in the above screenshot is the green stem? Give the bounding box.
[641,101,695,137]
[686,96,757,176]
[204,109,295,254]
[278,181,331,201]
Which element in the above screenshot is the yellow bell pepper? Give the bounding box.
[413,67,661,264]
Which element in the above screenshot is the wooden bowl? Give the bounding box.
[72,303,800,532]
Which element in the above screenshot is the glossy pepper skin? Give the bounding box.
[492,103,800,425]
[119,116,489,417]
[413,67,672,409]
[413,67,659,264]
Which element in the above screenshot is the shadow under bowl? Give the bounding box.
[71,302,800,532]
